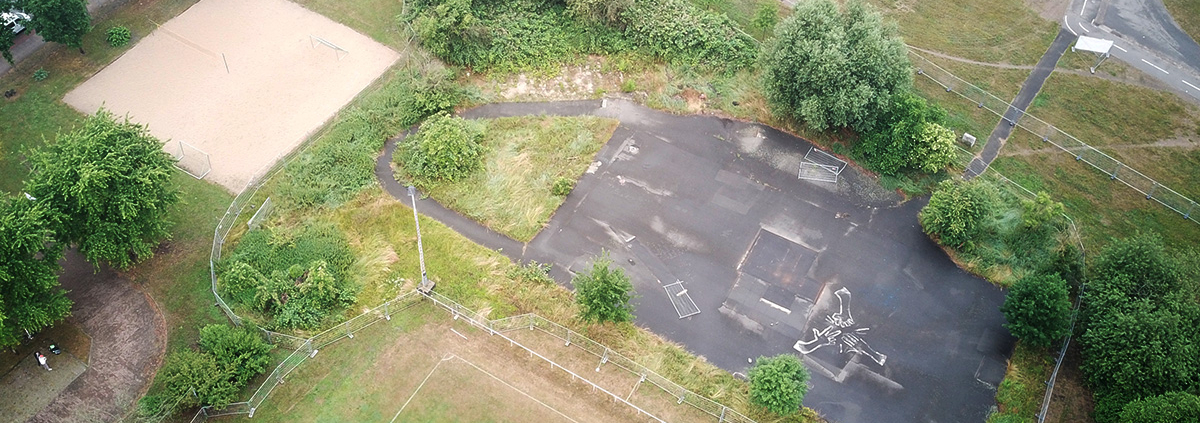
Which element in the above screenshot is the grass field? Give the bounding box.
[1163,0,1200,46]
[989,341,1053,422]
[407,116,620,242]
[869,0,1058,65]
[243,301,736,423]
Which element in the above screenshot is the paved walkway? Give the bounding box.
[0,0,131,76]
[965,29,1074,177]
[378,100,1012,423]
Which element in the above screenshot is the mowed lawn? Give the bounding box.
[407,116,619,242]
[240,303,683,423]
[869,0,1059,65]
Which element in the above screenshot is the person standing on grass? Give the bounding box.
[36,351,52,371]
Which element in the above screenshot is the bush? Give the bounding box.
[106,25,131,47]
[157,349,238,409]
[221,223,359,329]
[397,112,486,182]
[573,252,635,323]
[551,177,574,196]
[619,0,758,70]
[1118,391,1200,423]
[854,91,954,176]
[919,178,998,249]
[32,68,48,81]
[276,68,464,210]
[1001,274,1072,348]
[762,0,911,132]
[748,354,809,416]
[198,324,273,387]
[507,260,555,285]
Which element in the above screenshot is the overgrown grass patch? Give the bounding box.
[291,0,412,49]
[988,341,1052,422]
[869,0,1058,65]
[400,116,619,242]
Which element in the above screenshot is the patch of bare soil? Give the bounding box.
[475,57,626,102]
[1043,342,1095,423]
[1026,0,1070,22]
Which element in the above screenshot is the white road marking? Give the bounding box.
[1183,80,1199,91]
[1076,21,1089,33]
[1141,59,1170,74]
[1114,44,1127,52]
[759,298,792,315]
[1080,0,1087,16]
[1065,17,1077,36]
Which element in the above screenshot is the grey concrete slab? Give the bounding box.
[377,100,1013,423]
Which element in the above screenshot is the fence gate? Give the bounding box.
[798,147,846,183]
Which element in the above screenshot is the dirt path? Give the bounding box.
[26,249,167,423]
[909,44,1174,92]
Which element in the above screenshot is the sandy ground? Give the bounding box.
[64,0,399,192]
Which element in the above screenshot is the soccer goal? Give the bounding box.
[310,34,349,61]
[169,140,212,179]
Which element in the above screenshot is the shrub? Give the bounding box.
[1001,274,1072,348]
[763,0,911,132]
[551,177,574,196]
[854,91,954,176]
[749,354,809,416]
[32,68,48,81]
[919,178,998,249]
[397,112,486,182]
[573,252,635,323]
[157,349,239,409]
[619,0,758,70]
[198,324,273,387]
[1118,391,1200,423]
[106,25,131,47]
[566,0,631,23]
[507,260,555,285]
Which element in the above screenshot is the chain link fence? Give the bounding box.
[911,50,1199,225]
[424,291,757,423]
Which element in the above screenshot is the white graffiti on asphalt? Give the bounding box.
[794,287,887,366]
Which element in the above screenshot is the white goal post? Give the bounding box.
[169,139,212,179]
[310,34,349,61]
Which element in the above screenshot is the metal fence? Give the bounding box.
[424,291,757,423]
[911,51,1199,225]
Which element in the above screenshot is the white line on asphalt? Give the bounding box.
[1183,80,1199,91]
[1077,21,1089,33]
[1066,16,1078,36]
[1114,44,1127,52]
[1141,59,1170,74]
[1081,0,1087,16]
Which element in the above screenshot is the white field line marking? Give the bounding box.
[449,328,468,340]
[1183,80,1199,91]
[626,378,641,401]
[1080,0,1087,16]
[390,354,455,423]
[1114,44,1127,52]
[1142,59,1170,74]
[452,355,582,423]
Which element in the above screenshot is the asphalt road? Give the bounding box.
[967,29,1073,177]
[1065,0,1200,103]
[379,100,1014,423]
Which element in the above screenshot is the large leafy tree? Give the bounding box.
[762,0,911,132]
[1000,273,1072,348]
[573,252,635,324]
[23,0,91,54]
[0,195,71,348]
[1118,391,1200,423]
[1080,234,1200,423]
[748,354,810,416]
[26,109,180,269]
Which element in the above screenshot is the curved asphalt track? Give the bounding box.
[377,100,1013,423]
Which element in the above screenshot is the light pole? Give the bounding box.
[408,186,434,294]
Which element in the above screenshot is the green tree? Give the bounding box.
[397,112,486,182]
[25,109,180,269]
[854,91,948,175]
[919,178,998,249]
[0,195,71,348]
[0,0,27,64]
[762,0,911,132]
[1001,274,1072,348]
[748,354,810,416]
[1118,391,1200,423]
[23,0,91,54]
[573,252,635,323]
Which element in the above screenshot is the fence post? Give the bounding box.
[565,330,571,346]
[1147,182,1157,200]
[384,302,390,321]
[1110,163,1120,180]
[597,348,609,372]
[719,406,727,423]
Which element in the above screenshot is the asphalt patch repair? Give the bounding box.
[380,99,1014,423]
